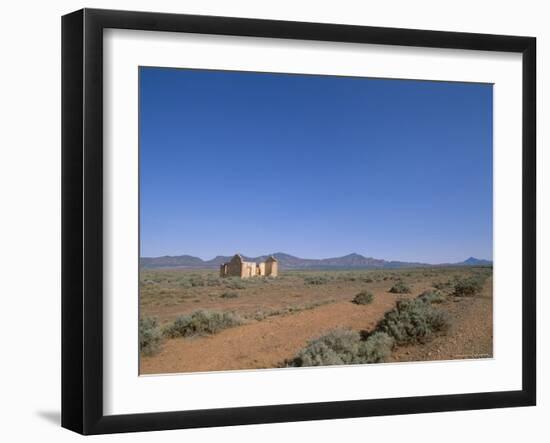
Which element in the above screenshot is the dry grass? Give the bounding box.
[139,267,493,374]
[140,267,492,328]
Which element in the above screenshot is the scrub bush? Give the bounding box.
[389,280,411,294]
[352,291,375,305]
[163,310,243,338]
[139,317,163,356]
[288,329,394,367]
[418,289,446,304]
[453,277,484,297]
[377,299,450,345]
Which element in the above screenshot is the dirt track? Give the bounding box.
[140,292,412,374]
[140,272,493,375]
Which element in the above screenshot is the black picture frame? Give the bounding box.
[61,8,536,435]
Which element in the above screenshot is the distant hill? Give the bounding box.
[140,252,492,270]
[459,257,493,266]
[139,255,204,268]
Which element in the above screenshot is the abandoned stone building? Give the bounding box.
[219,254,278,278]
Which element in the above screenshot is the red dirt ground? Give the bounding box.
[140,269,492,374]
[140,291,415,374]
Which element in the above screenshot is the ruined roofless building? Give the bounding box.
[219,254,278,278]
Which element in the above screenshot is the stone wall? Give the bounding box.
[265,259,278,277]
[257,262,266,276]
[241,261,256,278]
[220,254,279,278]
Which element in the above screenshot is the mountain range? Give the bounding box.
[140,253,492,270]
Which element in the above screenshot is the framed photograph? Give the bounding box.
[61,8,536,435]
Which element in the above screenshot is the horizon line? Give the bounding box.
[140,251,493,265]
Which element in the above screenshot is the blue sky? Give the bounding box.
[139,67,493,263]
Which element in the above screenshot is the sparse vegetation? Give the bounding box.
[188,276,205,287]
[225,278,246,290]
[206,276,223,287]
[361,331,396,363]
[289,329,360,366]
[452,276,484,297]
[432,279,455,293]
[337,272,375,283]
[389,280,411,294]
[304,275,330,285]
[139,266,491,373]
[352,291,374,305]
[139,317,163,356]
[418,289,446,304]
[163,310,244,338]
[377,298,451,345]
[291,287,452,367]
[249,300,334,321]
[288,328,394,367]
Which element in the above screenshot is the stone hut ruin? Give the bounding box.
[219,254,278,278]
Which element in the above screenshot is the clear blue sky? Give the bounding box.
[139,67,493,263]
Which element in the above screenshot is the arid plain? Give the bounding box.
[139,266,493,374]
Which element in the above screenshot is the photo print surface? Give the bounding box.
[138,67,493,375]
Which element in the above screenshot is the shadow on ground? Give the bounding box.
[36,410,60,426]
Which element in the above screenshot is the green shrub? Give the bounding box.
[352,291,374,305]
[338,273,358,282]
[418,289,446,304]
[377,299,450,345]
[139,317,163,356]
[220,291,239,299]
[289,329,361,366]
[453,277,483,297]
[426,309,451,332]
[337,273,373,283]
[188,276,205,287]
[304,275,330,285]
[288,329,394,367]
[163,310,243,338]
[389,280,411,294]
[206,277,223,287]
[225,278,246,289]
[433,280,453,292]
[360,331,395,363]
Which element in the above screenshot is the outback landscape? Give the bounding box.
[139,254,493,374]
[138,68,494,376]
